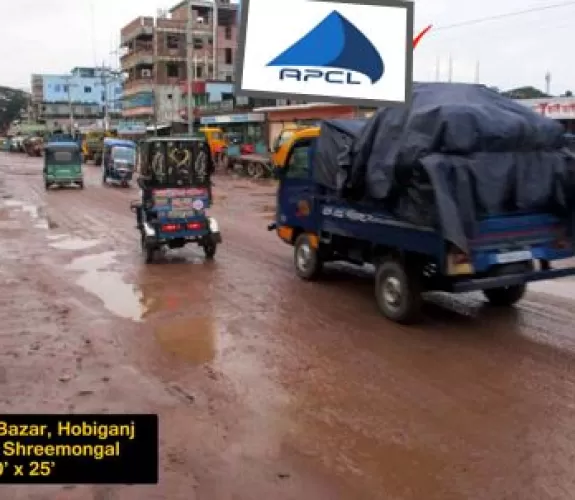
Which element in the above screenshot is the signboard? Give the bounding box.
[200,113,265,125]
[152,188,209,218]
[235,0,414,107]
[117,121,147,135]
[516,98,575,120]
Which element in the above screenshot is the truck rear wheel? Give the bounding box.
[482,284,526,306]
[294,234,322,280]
[375,259,422,324]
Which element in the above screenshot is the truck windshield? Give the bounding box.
[112,146,136,162]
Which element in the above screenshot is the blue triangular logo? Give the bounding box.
[267,11,384,83]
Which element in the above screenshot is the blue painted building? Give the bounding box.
[42,67,123,113]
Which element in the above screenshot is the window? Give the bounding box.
[197,65,203,78]
[225,74,233,82]
[167,34,179,49]
[54,84,61,92]
[84,86,92,93]
[63,85,69,92]
[193,38,203,49]
[101,92,106,102]
[166,63,179,78]
[286,142,310,178]
[224,48,232,65]
[225,26,232,39]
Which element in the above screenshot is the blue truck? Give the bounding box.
[267,118,575,324]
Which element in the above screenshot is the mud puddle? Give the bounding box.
[2,199,52,229]
[67,251,143,321]
[155,316,218,364]
[4,199,40,218]
[49,237,100,251]
[529,278,575,301]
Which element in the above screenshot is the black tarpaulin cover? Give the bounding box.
[312,82,575,251]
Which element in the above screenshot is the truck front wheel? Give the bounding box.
[294,233,322,280]
[482,284,526,306]
[375,259,422,324]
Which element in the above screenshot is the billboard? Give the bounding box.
[235,0,414,107]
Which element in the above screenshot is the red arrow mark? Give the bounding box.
[413,24,433,49]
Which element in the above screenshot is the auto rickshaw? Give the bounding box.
[130,136,221,263]
[43,141,84,190]
[102,138,137,187]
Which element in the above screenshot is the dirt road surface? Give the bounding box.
[2,151,575,499]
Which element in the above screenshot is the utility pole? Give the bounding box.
[66,76,74,134]
[101,62,110,131]
[435,55,440,81]
[212,0,218,80]
[186,0,194,134]
[153,17,159,134]
[448,55,453,82]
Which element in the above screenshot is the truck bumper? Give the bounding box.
[452,267,575,292]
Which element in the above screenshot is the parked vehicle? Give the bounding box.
[43,141,84,190]
[84,129,118,165]
[24,136,43,156]
[268,84,575,324]
[130,136,221,263]
[102,138,136,187]
[199,127,227,165]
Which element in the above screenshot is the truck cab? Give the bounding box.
[199,127,227,161]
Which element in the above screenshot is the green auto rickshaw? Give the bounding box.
[43,141,84,190]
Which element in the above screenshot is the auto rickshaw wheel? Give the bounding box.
[202,242,217,259]
[78,181,84,189]
[44,181,50,191]
[141,234,157,263]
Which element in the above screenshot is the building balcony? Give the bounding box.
[155,18,185,32]
[121,49,154,69]
[123,78,154,96]
[122,107,154,118]
[121,17,154,45]
[156,46,187,60]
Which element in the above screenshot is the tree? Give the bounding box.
[501,86,550,99]
[0,86,28,132]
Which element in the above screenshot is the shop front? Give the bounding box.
[199,112,266,145]
[253,103,361,149]
[516,97,575,133]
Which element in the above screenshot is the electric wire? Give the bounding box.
[433,0,575,31]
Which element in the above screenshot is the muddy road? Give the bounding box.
[2,152,575,499]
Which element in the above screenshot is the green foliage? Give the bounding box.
[501,86,551,99]
[0,86,28,131]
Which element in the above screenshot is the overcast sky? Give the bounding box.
[0,0,573,95]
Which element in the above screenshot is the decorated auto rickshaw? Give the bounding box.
[130,136,222,263]
[102,138,136,187]
[43,141,84,190]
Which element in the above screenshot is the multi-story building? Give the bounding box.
[119,0,239,124]
[30,67,123,129]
